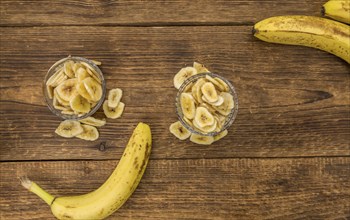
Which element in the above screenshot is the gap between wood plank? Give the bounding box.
[1,155,350,163]
[0,22,255,28]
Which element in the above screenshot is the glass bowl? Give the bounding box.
[43,56,106,120]
[176,72,238,136]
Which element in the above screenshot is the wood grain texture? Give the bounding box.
[0,0,326,26]
[1,1,350,219]
[1,26,349,161]
[1,158,349,219]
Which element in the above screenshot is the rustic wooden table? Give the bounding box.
[1,1,349,219]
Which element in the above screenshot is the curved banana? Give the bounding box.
[20,122,152,220]
[322,0,350,24]
[253,15,350,63]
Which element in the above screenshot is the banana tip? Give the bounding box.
[252,27,258,35]
[321,6,325,16]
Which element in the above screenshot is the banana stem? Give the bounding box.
[20,176,55,206]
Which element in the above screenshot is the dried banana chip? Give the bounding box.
[214,130,228,142]
[169,121,191,140]
[194,106,215,128]
[76,81,94,101]
[76,124,99,141]
[46,85,54,99]
[201,82,218,103]
[205,74,225,92]
[86,67,102,85]
[103,100,125,119]
[70,94,91,113]
[55,78,79,102]
[83,77,102,102]
[193,62,210,74]
[174,67,197,89]
[92,60,102,65]
[183,82,194,93]
[82,62,102,84]
[108,88,123,108]
[80,116,106,127]
[76,67,89,82]
[46,68,63,86]
[190,133,214,145]
[54,88,69,106]
[55,120,83,138]
[214,77,230,92]
[64,60,75,78]
[73,62,83,76]
[180,93,196,120]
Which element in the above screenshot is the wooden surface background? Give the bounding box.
[1,0,349,219]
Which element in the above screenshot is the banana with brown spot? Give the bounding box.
[253,15,350,63]
[20,123,152,220]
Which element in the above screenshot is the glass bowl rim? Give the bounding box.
[42,56,106,121]
[175,72,239,136]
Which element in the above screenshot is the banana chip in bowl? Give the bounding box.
[43,56,106,120]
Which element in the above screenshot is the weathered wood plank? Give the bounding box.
[1,158,349,219]
[1,26,349,160]
[0,0,326,26]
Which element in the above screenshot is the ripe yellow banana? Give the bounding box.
[322,0,350,24]
[253,15,350,63]
[20,122,152,220]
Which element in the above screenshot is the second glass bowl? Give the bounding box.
[176,72,238,136]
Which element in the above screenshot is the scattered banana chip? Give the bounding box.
[46,59,104,117]
[76,124,99,141]
[172,62,235,145]
[173,67,198,89]
[80,116,106,127]
[55,120,100,141]
[169,121,191,140]
[189,133,214,145]
[214,130,228,142]
[103,100,125,119]
[193,61,209,74]
[108,88,123,108]
[55,120,84,138]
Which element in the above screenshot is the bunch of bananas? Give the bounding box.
[253,0,350,63]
